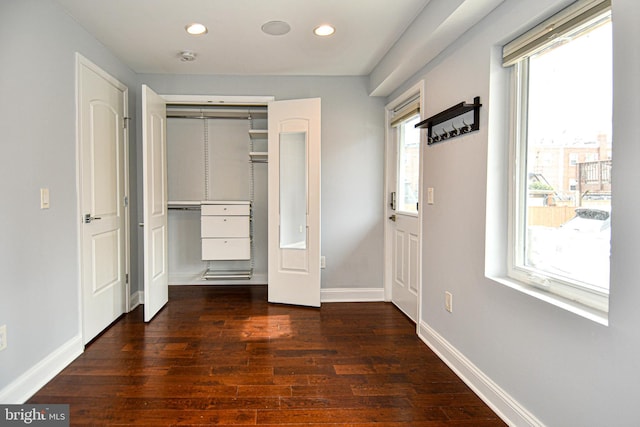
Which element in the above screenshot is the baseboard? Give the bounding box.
[320,287,385,302]
[129,291,143,311]
[418,321,544,427]
[0,334,83,404]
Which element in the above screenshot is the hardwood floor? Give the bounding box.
[29,286,506,426]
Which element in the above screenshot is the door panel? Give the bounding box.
[142,85,169,322]
[387,109,421,322]
[79,58,127,344]
[391,214,419,321]
[268,98,321,307]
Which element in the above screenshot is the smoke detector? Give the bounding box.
[179,51,197,62]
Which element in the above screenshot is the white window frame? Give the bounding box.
[502,0,612,323]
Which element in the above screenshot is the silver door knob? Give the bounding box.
[84,213,102,224]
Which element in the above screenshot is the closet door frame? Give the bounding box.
[143,92,274,296]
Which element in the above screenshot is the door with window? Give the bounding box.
[386,90,422,322]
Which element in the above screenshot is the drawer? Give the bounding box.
[202,238,250,260]
[201,216,249,238]
[201,204,250,216]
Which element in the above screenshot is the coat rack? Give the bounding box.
[415,96,482,145]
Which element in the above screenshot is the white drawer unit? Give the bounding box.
[201,201,251,261]
[202,238,250,260]
[201,216,249,238]
[201,203,250,216]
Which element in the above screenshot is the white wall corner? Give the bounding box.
[418,321,545,427]
[320,287,385,303]
[0,335,83,404]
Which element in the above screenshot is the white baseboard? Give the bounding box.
[0,335,83,404]
[320,287,385,302]
[418,321,544,427]
[129,291,143,311]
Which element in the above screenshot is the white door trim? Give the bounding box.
[384,80,425,323]
[75,53,130,344]
[161,94,274,105]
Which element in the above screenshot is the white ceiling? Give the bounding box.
[54,0,431,76]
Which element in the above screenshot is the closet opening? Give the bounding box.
[165,102,269,285]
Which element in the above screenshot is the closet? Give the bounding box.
[141,86,321,322]
[165,102,269,284]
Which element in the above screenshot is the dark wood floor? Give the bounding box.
[29,286,506,426]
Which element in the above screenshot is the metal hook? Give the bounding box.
[451,123,459,137]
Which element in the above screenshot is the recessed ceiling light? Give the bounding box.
[261,21,291,36]
[313,24,335,37]
[185,23,208,36]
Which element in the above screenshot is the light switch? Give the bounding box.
[427,187,434,205]
[40,188,50,209]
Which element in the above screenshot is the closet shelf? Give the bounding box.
[168,200,201,210]
[249,151,268,163]
[249,129,268,140]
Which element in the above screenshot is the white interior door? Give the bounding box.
[78,55,128,343]
[142,85,169,321]
[386,97,422,322]
[268,98,321,307]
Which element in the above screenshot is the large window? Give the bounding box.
[504,0,612,314]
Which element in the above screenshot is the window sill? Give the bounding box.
[487,275,609,326]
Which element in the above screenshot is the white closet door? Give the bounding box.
[142,85,169,321]
[268,98,321,307]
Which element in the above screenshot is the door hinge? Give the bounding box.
[124,196,129,207]
[123,117,131,129]
[125,273,129,284]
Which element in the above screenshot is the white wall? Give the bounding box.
[137,74,387,291]
[0,0,138,398]
[388,0,640,424]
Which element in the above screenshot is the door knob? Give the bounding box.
[388,214,397,222]
[84,213,102,224]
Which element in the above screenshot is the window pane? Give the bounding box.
[522,15,612,292]
[398,115,420,214]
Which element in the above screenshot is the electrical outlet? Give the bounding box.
[0,325,7,351]
[445,292,453,313]
[320,256,326,269]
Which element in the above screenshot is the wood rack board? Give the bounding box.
[415,96,482,145]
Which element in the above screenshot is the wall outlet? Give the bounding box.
[320,256,326,269]
[0,325,7,351]
[445,291,453,313]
